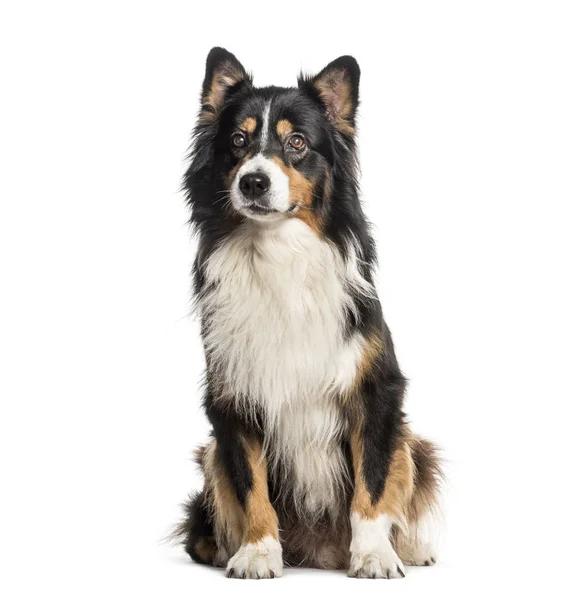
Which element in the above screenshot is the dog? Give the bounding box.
[175,47,443,579]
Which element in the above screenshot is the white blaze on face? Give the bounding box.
[230,154,291,220]
[260,100,272,151]
[230,99,292,221]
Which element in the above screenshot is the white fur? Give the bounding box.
[226,535,283,579]
[230,100,293,221]
[260,100,272,150]
[398,506,442,565]
[349,513,405,579]
[231,154,291,218]
[199,218,375,518]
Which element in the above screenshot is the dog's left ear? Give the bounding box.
[299,56,360,136]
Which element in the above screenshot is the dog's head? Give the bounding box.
[186,48,361,236]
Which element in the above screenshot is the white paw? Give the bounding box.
[348,513,406,579]
[348,548,406,579]
[226,536,283,579]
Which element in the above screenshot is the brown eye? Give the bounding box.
[231,133,246,148]
[288,134,306,151]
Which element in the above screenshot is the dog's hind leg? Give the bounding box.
[393,435,443,566]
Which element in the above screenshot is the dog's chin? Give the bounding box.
[232,199,289,223]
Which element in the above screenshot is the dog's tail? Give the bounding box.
[409,434,444,522]
[170,445,217,565]
[171,490,217,565]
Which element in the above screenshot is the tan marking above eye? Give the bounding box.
[241,117,257,134]
[276,119,293,138]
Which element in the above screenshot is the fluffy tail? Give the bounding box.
[409,435,444,522]
[173,490,216,565]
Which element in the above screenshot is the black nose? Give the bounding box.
[239,172,270,200]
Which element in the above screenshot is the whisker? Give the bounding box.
[213,195,231,206]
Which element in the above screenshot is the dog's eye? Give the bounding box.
[287,134,306,151]
[231,133,247,149]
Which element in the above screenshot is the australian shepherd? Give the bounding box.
[175,47,443,579]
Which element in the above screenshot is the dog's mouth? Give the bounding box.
[241,202,278,215]
[239,202,300,217]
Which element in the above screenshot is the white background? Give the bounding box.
[1,1,563,598]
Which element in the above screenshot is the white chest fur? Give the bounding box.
[199,219,371,515]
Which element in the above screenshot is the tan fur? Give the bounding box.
[350,427,414,533]
[193,427,441,568]
[405,435,442,524]
[193,443,207,467]
[354,333,383,390]
[194,537,217,564]
[323,167,332,203]
[271,156,321,234]
[314,70,355,135]
[393,434,443,564]
[350,427,442,565]
[276,119,293,138]
[243,439,279,543]
[241,117,257,134]
[202,441,245,558]
[200,437,279,563]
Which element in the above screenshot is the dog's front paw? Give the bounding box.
[348,548,405,579]
[226,536,283,579]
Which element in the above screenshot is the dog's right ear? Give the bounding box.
[200,48,251,124]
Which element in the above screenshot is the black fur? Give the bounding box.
[178,48,412,566]
[203,390,259,507]
[181,491,214,563]
[361,327,407,501]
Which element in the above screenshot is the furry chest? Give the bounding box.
[268,399,350,518]
[199,220,363,406]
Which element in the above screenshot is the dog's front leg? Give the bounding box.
[225,436,282,579]
[207,399,282,578]
[348,397,414,579]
